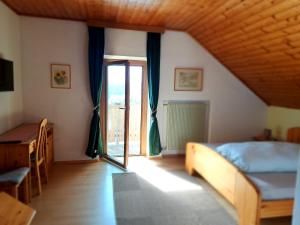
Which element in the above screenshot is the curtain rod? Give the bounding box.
[87,20,165,33]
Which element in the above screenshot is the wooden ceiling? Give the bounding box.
[3,0,300,108]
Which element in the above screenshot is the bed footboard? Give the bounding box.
[186,142,261,225]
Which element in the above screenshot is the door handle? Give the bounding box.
[119,107,126,110]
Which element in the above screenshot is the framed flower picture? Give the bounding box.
[174,68,203,91]
[51,64,71,89]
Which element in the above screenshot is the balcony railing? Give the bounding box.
[107,104,141,155]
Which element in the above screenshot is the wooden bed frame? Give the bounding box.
[185,127,300,225]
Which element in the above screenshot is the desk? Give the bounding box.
[0,123,54,201]
[0,192,36,225]
[0,123,54,171]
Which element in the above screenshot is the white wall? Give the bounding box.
[159,32,267,153]
[21,17,91,161]
[0,2,23,133]
[293,156,300,225]
[105,29,146,57]
[21,17,267,160]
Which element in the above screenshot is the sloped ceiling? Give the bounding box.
[3,0,300,108]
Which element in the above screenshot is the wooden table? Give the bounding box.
[0,192,36,225]
[0,123,54,201]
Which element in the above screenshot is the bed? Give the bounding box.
[185,127,300,225]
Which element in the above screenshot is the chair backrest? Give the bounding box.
[35,119,48,161]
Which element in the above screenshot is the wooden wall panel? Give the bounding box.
[3,0,300,108]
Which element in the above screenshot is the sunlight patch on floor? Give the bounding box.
[127,157,203,192]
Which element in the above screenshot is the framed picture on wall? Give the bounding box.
[174,68,203,91]
[51,64,71,89]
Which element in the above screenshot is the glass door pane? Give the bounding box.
[129,66,143,155]
[105,61,129,167]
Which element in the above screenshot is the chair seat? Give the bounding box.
[0,168,30,185]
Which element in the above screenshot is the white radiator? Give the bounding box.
[163,101,209,153]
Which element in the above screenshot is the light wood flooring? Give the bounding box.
[30,157,291,225]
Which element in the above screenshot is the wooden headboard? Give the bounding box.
[287,127,300,143]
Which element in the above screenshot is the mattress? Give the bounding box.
[247,172,296,200]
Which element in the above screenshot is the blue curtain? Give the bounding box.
[147,32,162,156]
[86,26,105,158]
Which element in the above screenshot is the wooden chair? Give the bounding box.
[0,167,30,204]
[31,118,49,195]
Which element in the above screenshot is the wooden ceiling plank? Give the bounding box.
[286,47,300,54]
[288,32,300,41]
[245,74,300,82]
[253,81,300,85]
[252,0,300,20]
[223,42,291,59]
[147,0,172,26]
[193,0,277,36]
[60,0,81,19]
[262,20,288,33]
[219,47,268,58]
[290,40,300,47]
[161,1,189,28]
[179,0,227,31]
[254,86,300,92]
[284,22,300,33]
[274,3,300,20]
[141,0,162,26]
[187,0,242,33]
[204,35,260,53]
[122,0,139,24]
[86,1,105,20]
[169,0,208,29]
[127,0,138,23]
[159,0,186,28]
[115,0,129,23]
[107,0,119,21]
[184,0,230,32]
[112,0,121,21]
[243,0,300,26]
[165,1,202,30]
[243,17,275,32]
[223,0,261,18]
[197,1,300,41]
[103,0,111,21]
[127,0,147,25]
[234,66,298,74]
[207,30,286,53]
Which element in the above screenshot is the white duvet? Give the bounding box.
[216,142,300,173]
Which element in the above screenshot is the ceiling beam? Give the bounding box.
[87,20,165,33]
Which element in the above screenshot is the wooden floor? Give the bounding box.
[30,157,291,225]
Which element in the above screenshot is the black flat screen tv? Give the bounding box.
[0,58,14,92]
